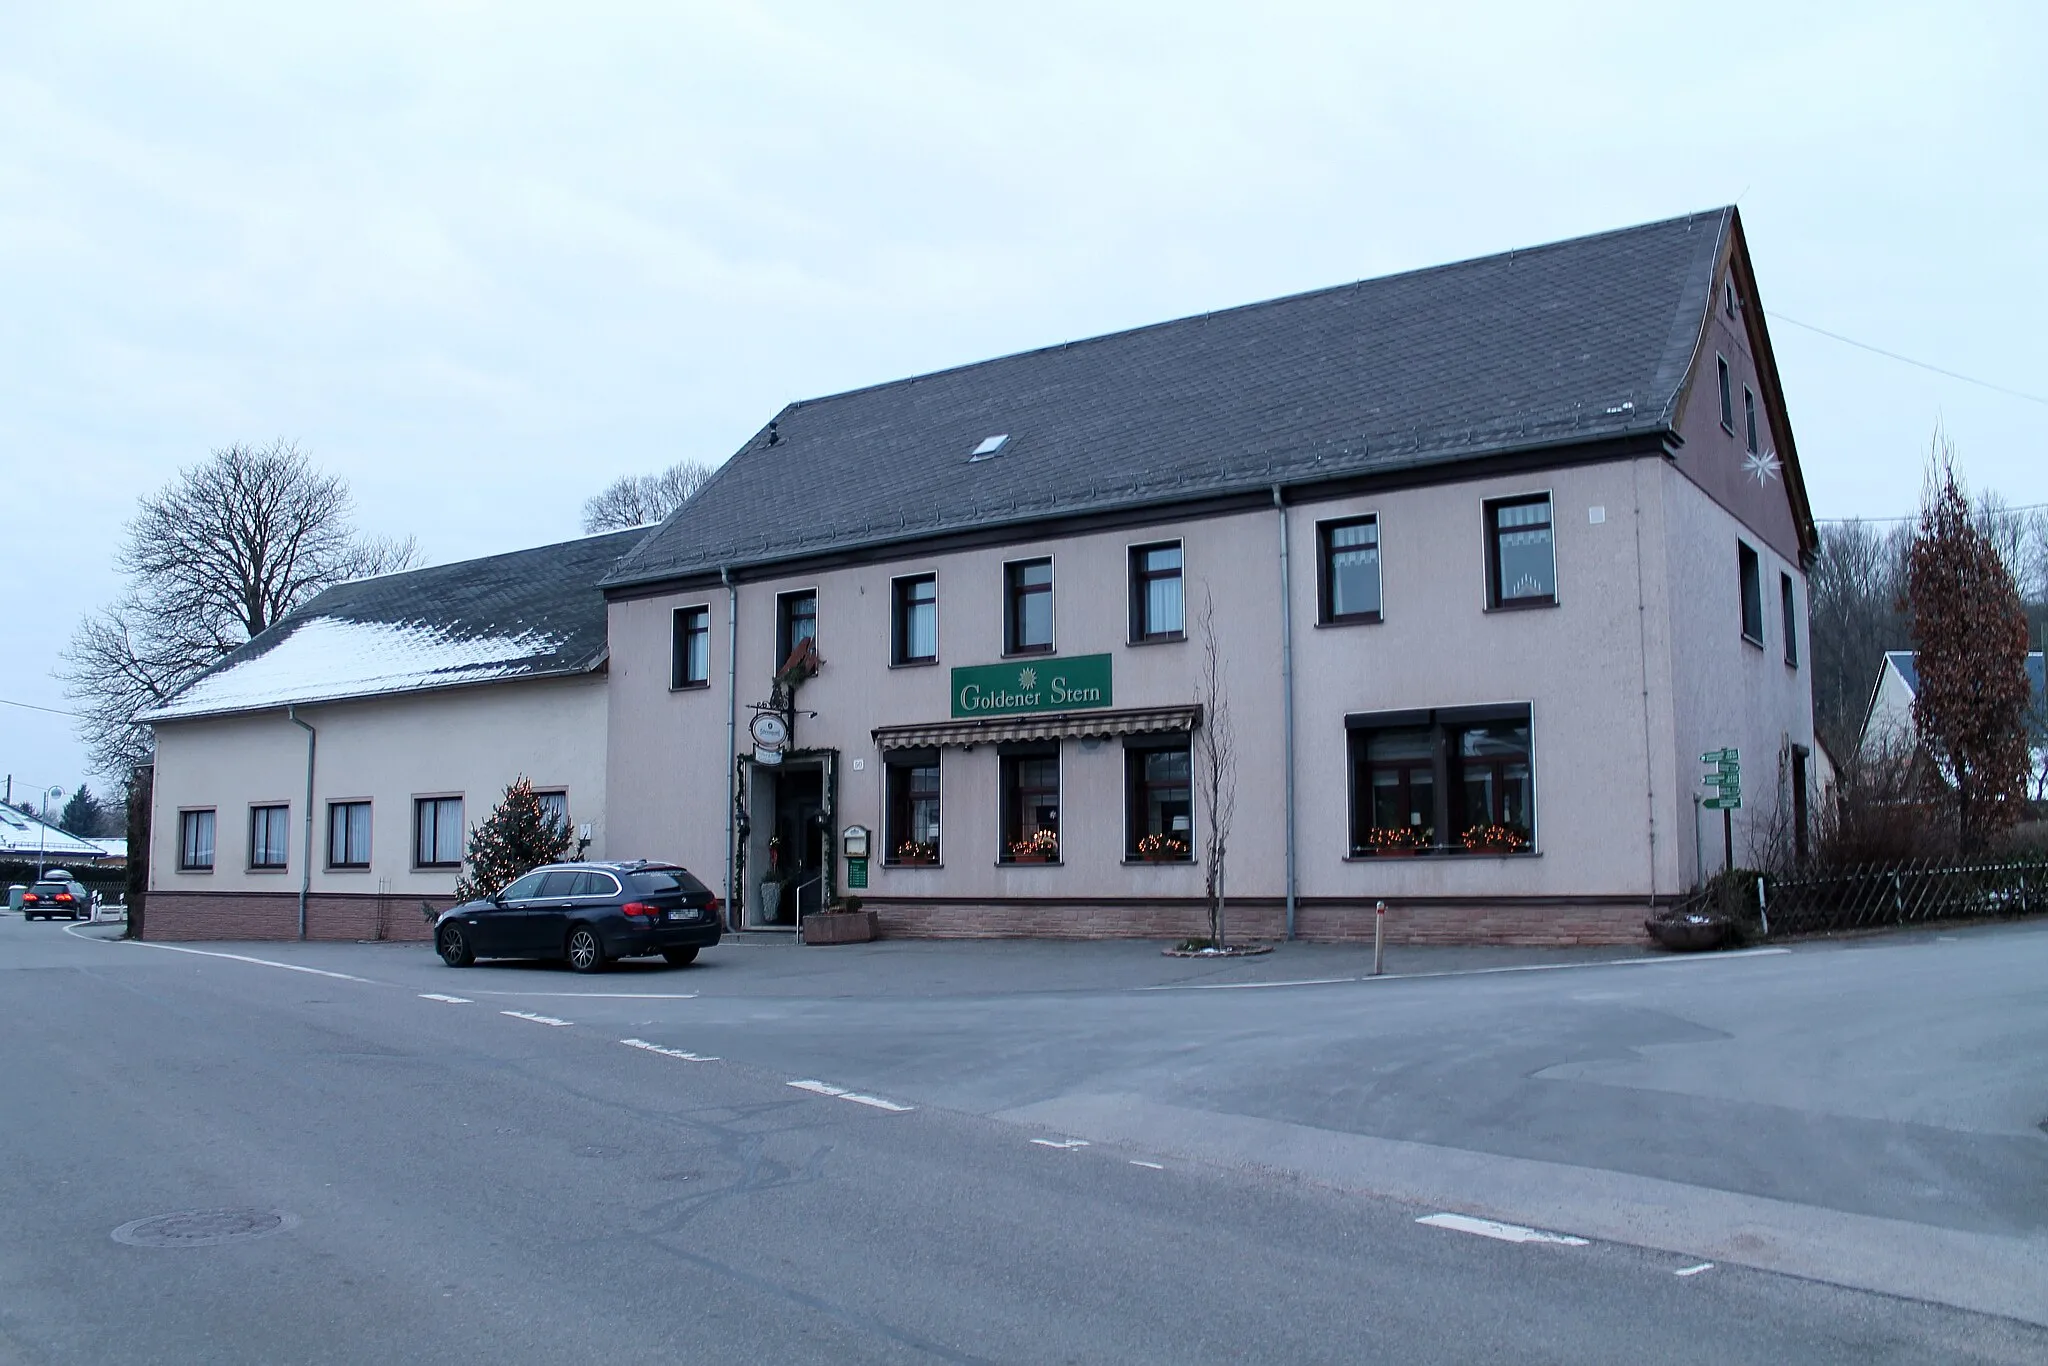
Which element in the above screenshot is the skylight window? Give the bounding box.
[969,434,1010,461]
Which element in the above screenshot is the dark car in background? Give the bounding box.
[22,871,92,920]
[434,861,722,972]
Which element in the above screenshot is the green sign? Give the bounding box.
[1701,746,1741,810]
[846,857,868,889]
[951,653,1114,719]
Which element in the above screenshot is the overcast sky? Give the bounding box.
[4,1,2044,796]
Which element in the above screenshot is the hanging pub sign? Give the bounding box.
[750,711,789,766]
[950,654,1114,719]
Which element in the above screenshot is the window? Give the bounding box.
[178,809,216,871]
[1484,496,1555,608]
[1004,558,1054,655]
[1744,387,1759,455]
[1317,516,1381,623]
[536,790,568,834]
[776,590,816,668]
[1725,280,1739,317]
[671,605,710,688]
[1739,542,1765,645]
[1718,355,1734,432]
[327,801,371,868]
[1125,740,1193,860]
[884,749,941,863]
[892,574,937,665]
[999,746,1060,861]
[249,804,290,869]
[499,870,548,901]
[1129,542,1184,642]
[1780,572,1798,667]
[414,796,464,868]
[1347,706,1534,855]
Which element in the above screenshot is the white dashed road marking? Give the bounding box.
[1674,1262,1716,1277]
[787,1079,915,1112]
[1417,1213,1590,1246]
[501,1010,572,1027]
[468,991,699,1000]
[1030,1138,1091,1150]
[620,1038,719,1061]
[1128,1160,1165,1169]
[419,993,472,1004]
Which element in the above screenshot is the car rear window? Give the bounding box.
[628,869,710,896]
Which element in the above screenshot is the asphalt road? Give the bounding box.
[2,916,2044,1364]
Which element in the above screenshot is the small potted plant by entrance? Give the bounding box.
[1136,832,1190,863]
[1366,826,1429,857]
[801,894,878,945]
[1459,824,1530,855]
[1008,830,1060,864]
[894,840,939,866]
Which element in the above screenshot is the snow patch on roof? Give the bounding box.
[141,617,567,721]
[0,805,111,859]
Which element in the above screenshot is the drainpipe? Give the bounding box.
[1273,485,1299,941]
[288,706,316,941]
[722,568,739,925]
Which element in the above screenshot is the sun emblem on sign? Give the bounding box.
[1017,667,1038,689]
[1743,449,1783,486]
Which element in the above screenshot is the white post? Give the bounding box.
[1372,900,1386,976]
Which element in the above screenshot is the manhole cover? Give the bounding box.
[112,1208,299,1248]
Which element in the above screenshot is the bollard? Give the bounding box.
[1755,875,1770,939]
[1372,900,1386,976]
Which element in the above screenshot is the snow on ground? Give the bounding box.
[140,617,565,721]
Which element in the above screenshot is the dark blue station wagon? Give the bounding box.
[434,861,723,973]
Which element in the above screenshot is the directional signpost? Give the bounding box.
[1701,748,1741,872]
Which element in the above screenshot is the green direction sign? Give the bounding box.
[1701,746,1741,809]
[951,653,1114,719]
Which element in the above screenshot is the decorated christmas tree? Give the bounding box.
[452,776,572,903]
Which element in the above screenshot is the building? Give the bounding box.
[1,804,115,872]
[599,207,1819,944]
[1860,649,2048,801]
[139,530,640,941]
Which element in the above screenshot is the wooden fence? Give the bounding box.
[1758,857,2048,937]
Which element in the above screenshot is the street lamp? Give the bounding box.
[36,786,64,878]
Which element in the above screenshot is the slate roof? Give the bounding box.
[607,208,1736,589]
[141,529,646,722]
[1885,650,2048,739]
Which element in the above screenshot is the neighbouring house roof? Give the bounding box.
[1867,649,2048,745]
[139,528,647,723]
[607,207,1755,590]
[0,805,112,860]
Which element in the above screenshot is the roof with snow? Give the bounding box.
[0,805,112,860]
[608,207,1748,590]
[1883,649,2048,738]
[140,528,646,723]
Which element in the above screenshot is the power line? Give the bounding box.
[1814,501,2048,526]
[1766,311,2048,408]
[0,697,78,717]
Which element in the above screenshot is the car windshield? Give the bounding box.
[627,869,709,896]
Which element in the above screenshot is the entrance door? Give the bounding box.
[744,757,832,929]
[778,765,826,920]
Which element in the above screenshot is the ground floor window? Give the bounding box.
[885,749,941,863]
[179,809,216,871]
[999,745,1060,862]
[328,801,371,868]
[249,804,290,869]
[414,796,464,868]
[1348,706,1534,854]
[1126,739,1193,860]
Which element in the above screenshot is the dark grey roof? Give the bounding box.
[1887,650,2047,739]
[142,529,647,721]
[607,208,1733,589]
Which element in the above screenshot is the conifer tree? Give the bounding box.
[453,776,571,902]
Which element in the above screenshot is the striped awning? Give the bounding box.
[873,704,1201,751]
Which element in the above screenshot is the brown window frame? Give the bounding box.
[248,803,290,870]
[177,808,216,872]
[892,574,938,666]
[1124,737,1194,861]
[1128,541,1185,643]
[1739,542,1765,646]
[1780,571,1799,667]
[413,796,465,870]
[1316,515,1383,625]
[998,744,1061,862]
[883,749,941,864]
[1744,386,1760,454]
[1718,355,1735,433]
[671,604,711,689]
[327,800,372,870]
[776,589,817,669]
[1003,558,1055,657]
[1483,495,1556,610]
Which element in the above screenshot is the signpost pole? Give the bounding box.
[1722,807,1733,874]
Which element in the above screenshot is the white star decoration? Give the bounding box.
[1018,667,1038,689]
[1743,449,1783,486]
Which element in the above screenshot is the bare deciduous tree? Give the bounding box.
[581,459,717,532]
[61,441,417,776]
[1905,440,2032,853]
[1193,585,1238,947]
[1807,518,1912,757]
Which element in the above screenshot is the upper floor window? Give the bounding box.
[776,590,817,668]
[1718,355,1734,432]
[327,801,371,869]
[1485,495,1555,608]
[249,804,290,869]
[1004,558,1054,656]
[178,809,216,872]
[1744,387,1759,454]
[1780,572,1799,667]
[414,796,464,869]
[893,574,937,665]
[671,605,710,688]
[1317,516,1382,624]
[1739,542,1765,645]
[1129,542,1184,642]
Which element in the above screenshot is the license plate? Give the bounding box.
[667,910,697,922]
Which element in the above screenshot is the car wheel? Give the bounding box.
[437,924,475,967]
[661,947,699,967]
[565,925,606,974]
